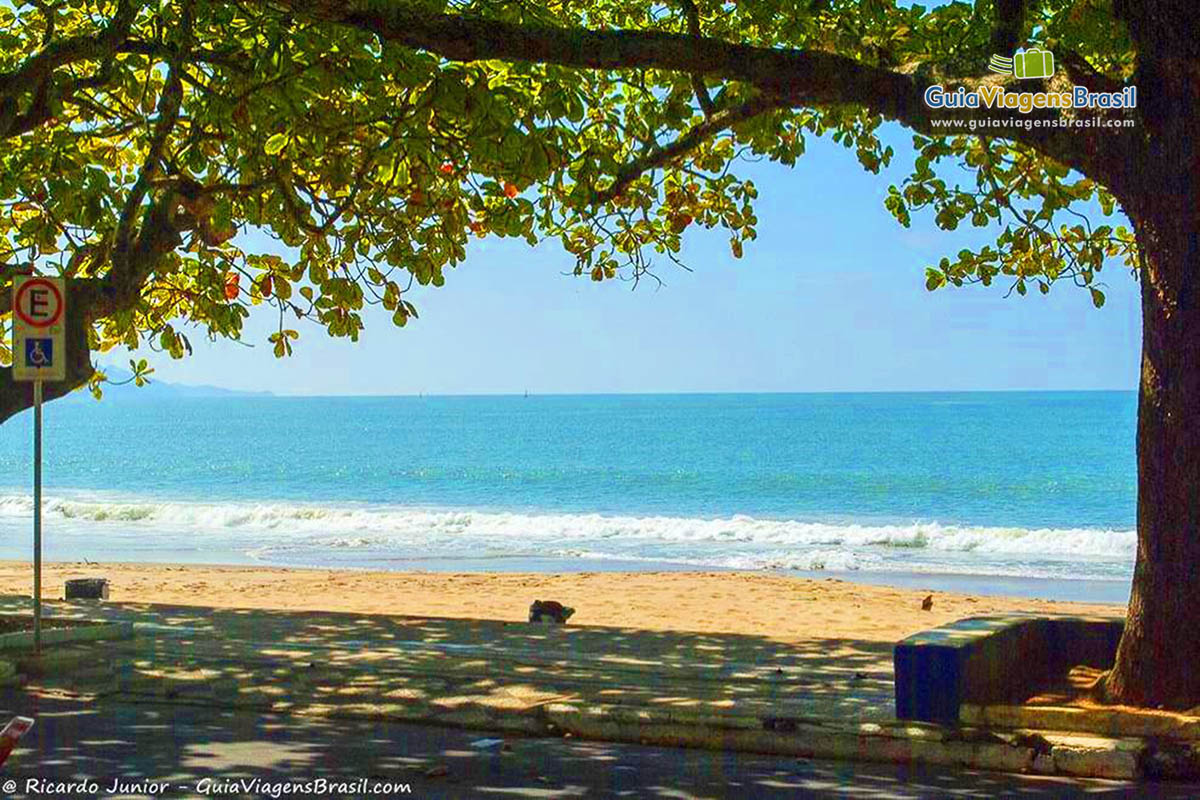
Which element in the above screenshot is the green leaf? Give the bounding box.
[264,134,288,155]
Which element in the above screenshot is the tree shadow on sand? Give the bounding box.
[0,596,899,725]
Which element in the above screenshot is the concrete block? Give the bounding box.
[1049,740,1138,779]
[65,578,109,600]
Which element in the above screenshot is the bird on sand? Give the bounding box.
[921,594,933,611]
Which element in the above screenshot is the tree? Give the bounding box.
[0,0,1190,706]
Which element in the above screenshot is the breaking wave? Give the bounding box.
[0,491,1135,578]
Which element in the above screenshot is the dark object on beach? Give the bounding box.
[65,578,109,600]
[921,594,933,611]
[529,600,575,623]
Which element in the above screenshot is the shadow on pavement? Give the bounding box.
[0,691,1195,799]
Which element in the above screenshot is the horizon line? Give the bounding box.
[132,386,1138,399]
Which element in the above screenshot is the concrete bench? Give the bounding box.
[894,614,1123,723]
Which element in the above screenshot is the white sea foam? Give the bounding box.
[552,548,872,572]
[0,492,1135,566]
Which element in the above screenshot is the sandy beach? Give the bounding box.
[0,561,1123,642]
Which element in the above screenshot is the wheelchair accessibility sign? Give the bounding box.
[11,276,66,382]
[25,339,54,369]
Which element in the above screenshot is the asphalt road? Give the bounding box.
[0,691,1196,799]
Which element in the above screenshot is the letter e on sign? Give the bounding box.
[11,276,67,382]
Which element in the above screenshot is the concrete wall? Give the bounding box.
[894,615,1124,723]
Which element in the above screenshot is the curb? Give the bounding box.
[540,703,1149,780]
[2,622,136,680]
[962,703,1200,741]
[0,621,135,653]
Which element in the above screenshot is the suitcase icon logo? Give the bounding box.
[989,48,1055,80]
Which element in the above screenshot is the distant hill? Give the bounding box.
[61,365,274,402]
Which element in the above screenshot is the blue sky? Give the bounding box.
[143,124,1142,396]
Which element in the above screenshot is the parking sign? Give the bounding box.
[11,276,66,382]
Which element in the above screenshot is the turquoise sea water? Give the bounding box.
[0,391,1137,586]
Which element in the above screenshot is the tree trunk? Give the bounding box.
[1104,138,1200,708]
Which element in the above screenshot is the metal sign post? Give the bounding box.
[32,381,41,653]
[10,276,67,655]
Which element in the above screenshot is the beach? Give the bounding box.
[0,561,1124,641]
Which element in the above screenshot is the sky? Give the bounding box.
[139,124,1142,396]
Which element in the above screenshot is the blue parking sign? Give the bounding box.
[24,338,53,369]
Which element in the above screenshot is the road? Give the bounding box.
[0,691,1195,799]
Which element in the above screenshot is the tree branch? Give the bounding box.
[0,0,140,137]
[110,7,193,306]
[595,95,782,204]
[0,0,138,92]
[280,1,1136,184]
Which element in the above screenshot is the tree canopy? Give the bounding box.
[0,0,1144,419]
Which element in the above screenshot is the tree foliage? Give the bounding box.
[0,0,1141,409]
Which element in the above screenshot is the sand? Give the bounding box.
[0,561,1123,643]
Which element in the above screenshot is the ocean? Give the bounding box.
[0,391,1137,600]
